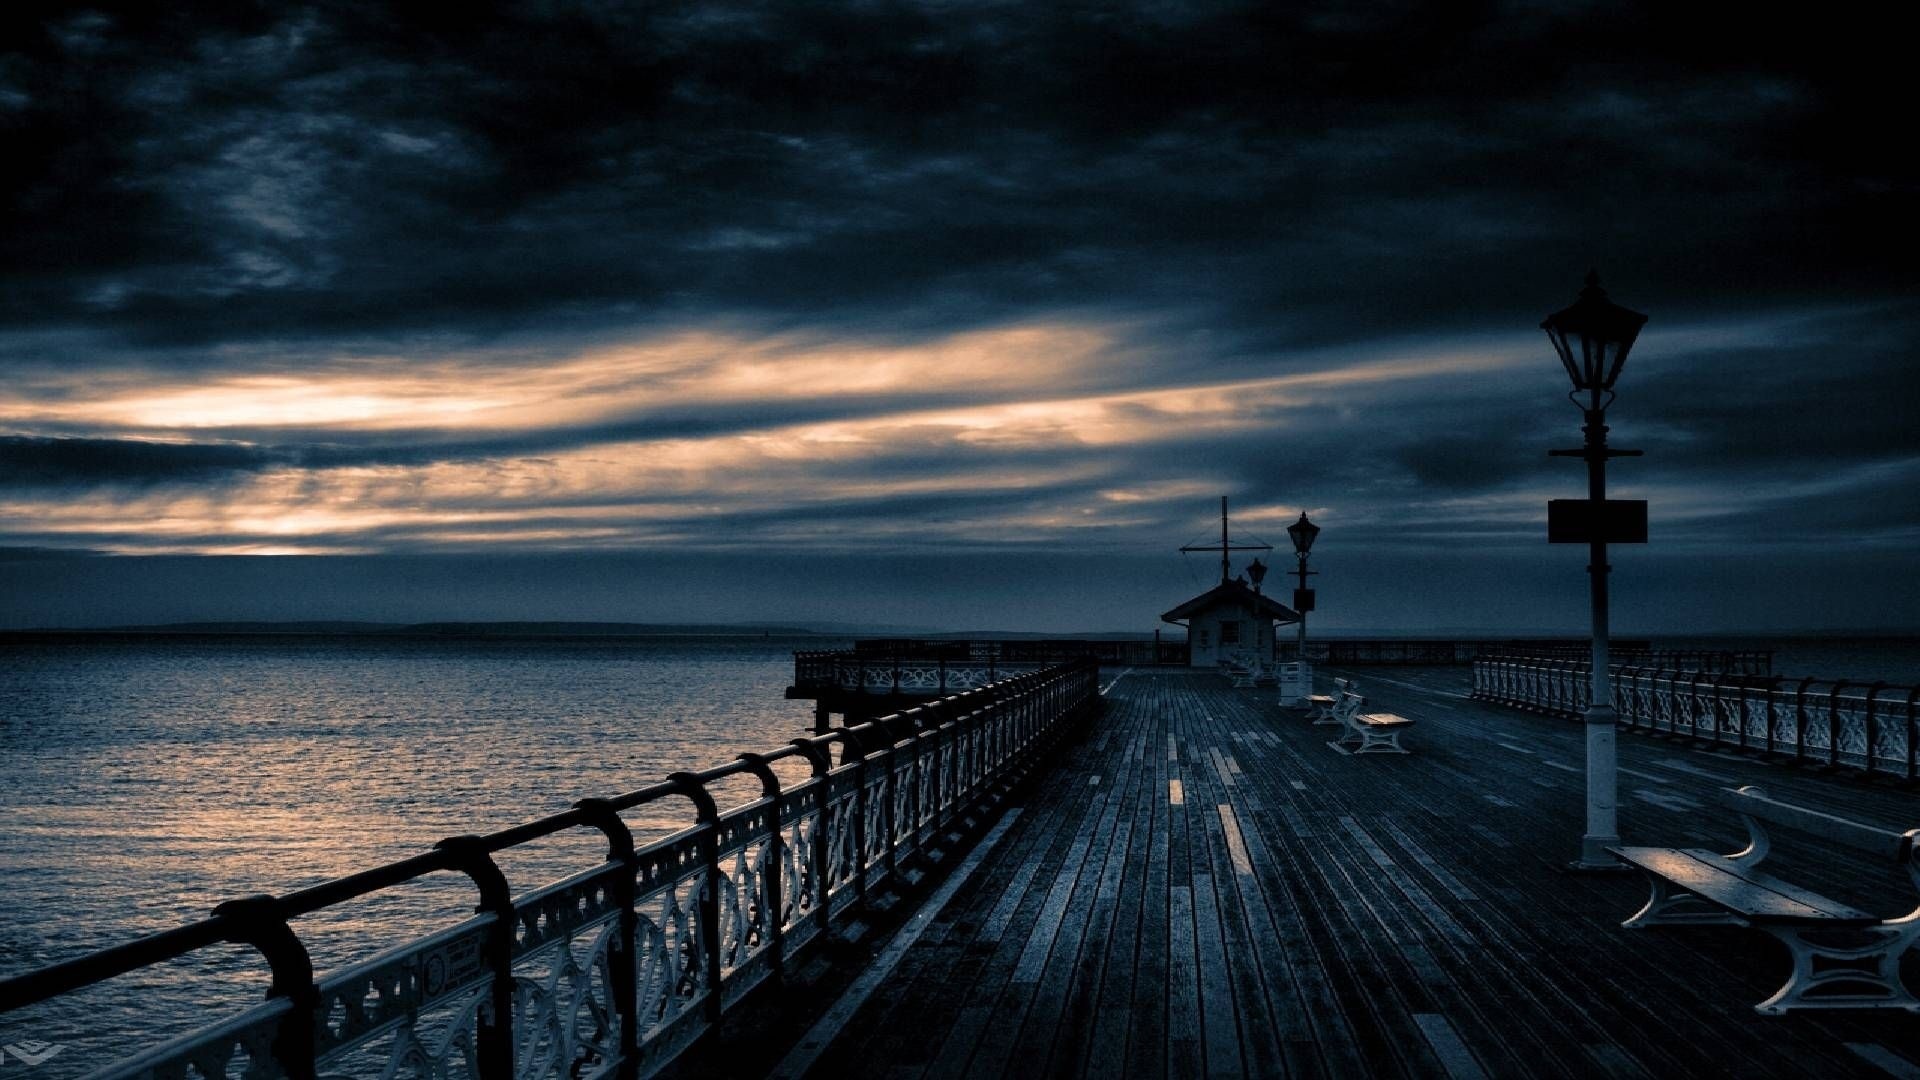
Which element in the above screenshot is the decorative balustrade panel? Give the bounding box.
[772,788,823,946]
[1472,656,1919,781]
[10,660,1101,1080]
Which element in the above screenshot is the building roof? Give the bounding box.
[1159,579,1301,625]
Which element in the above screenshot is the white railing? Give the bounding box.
[1473,655,1920,779]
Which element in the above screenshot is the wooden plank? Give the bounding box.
[767,809,1023,1080]
[1122,695,1174,1080]
[1181,708,1288,1080]
[1846,1043,1920,1080]
[1009,713,1140,1078]
[1190,872,1242,1079]
[1166,737,1202,1080]
[1412,1013,1490,1080]
[1186,708,1314,1079]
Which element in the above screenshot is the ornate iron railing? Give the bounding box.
[1275,639,1769,669]
[846,639,1186,664]
[0,659,1100,1079]
[1472,655,1919,780]
[791,650,1053,696]
[792,640,1184,696]
[1473,646,1771,674]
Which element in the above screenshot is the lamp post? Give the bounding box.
[1542,271,1647,871]
[1286,512,1319,665]
[1246,557,1270,659]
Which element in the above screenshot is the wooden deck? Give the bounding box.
[703,668,1920,1079]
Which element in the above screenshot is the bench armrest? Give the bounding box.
[1727,809,1772,870]
[1905,828,1920,900]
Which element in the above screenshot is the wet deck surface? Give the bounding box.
[804,668,1920,1079]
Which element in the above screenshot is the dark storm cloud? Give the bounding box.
[0,434,278,486]
[1626,303,1920,477]
[3,1,1916,627]
[3,1,1913,356]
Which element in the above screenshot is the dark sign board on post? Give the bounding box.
[1293,588,1315,613]
[1547,499,1648,544]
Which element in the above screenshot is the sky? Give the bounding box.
[2,2,1916,634]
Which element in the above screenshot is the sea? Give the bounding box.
[0,634,841,1076]
[1,631,1917,1075]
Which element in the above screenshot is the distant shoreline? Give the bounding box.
[3,622,1914,645]
[0,620,846,643]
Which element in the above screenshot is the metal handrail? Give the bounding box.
[1470,655,1917,782]
[1,658,1101,1079]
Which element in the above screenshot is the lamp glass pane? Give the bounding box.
[1287,517,1319,554]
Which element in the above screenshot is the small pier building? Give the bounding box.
[1159,578,1299,668]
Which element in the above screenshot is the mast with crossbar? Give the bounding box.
[1179,496,1273,583]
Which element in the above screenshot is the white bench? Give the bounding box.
[1328,698,1414,755]
[1222,652,1260,688]
[1304,677,1350,724]
[1612,785,1920,1015]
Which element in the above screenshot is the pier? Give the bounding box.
[785,638,1769,730]
[7,661,1919,1078]
[710,666,1920,1078]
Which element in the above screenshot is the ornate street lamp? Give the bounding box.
[1286,512,1320,557]
[1246,557,1271,660]
[1287,512,1318,679]
[1543,271,1647,871]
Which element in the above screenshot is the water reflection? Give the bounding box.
[0,636,835,1075]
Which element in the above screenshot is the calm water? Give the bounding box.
[1654,635,1920,685]
[0,635,839,1074]
[3,632,1917,1075]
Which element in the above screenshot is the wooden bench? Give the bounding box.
[1327,699,1414,755]
[1611,785,1920,1015]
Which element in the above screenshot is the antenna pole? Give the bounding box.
[1179,495,1272,575]
[1220,496,1230,583]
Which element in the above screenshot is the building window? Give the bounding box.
[1198,629,1210,647]
[1220,621,1240,644]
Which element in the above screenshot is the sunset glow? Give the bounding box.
[1,1,1913,633]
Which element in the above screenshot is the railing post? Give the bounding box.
[1792,676,1815,764]
[1864,683,1888,777]
[841,733,873,911]
[1707,672,1729,747]
[789,737,835,937]
[1905,688,1920,783]
[910,706,936,848]
[736,753,786,980]
[664,773,723,1023]
[1757,677,1782,757]
[210,895,318,1080]
[1686,671,1708,741]
[1827,682,1850,769]
[574,796,639,1075]
[434,835,515,1080]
